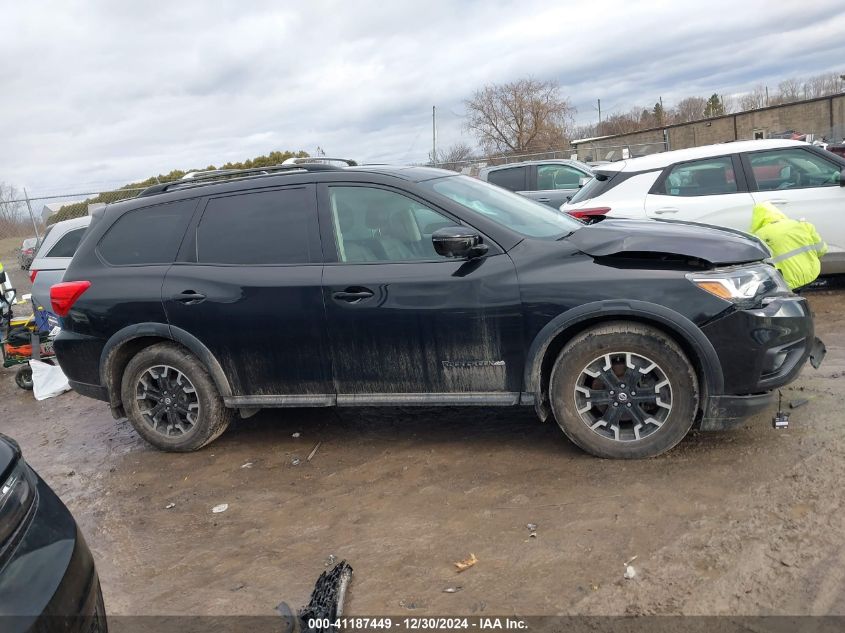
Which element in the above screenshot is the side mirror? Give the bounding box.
[578,176,592,188]
[840,168,845,187]
[432,226,488,259]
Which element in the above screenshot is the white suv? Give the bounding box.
[561,139,845,273]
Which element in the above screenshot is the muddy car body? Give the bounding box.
[51,164,820,458]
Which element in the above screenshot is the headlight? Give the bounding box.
[687,265,790,306]
[0,460,37,547]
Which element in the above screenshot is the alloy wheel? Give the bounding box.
[573,351,672,442]
[135,365,200,437]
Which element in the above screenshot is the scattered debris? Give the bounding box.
[443,586,462,593]
[240,462,254,469]
[292,432,301,438]
[307,442,322,462]
[624,555,638,566]
[325,554,337,567]
[780,556,797,568]
[527,523,538,538]
[165,502,175,509]
[230,583,245,592]
[590,583,600,591]
[789,398,809,409]
[624,565,637,580]
[399,600,420,610]
[291,457,301,466]
[66,470,76,477]
[298,561,354,625]
[211,503,229,514]
[454,553,479,573]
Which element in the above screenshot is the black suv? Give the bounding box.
[52,161,822,459]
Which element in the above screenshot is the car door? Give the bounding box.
[162,184,333,401]
[644,155,755,231]
[743,146,845,252]
[531,163,590,207]
[318,183,524,402]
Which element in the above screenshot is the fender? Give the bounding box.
[99,322,232,398]
[523,299,725,402]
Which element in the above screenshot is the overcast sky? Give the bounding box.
[2,0,845,197]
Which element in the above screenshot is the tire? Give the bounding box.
[15,366,33,390]
[120,342,233,452]
[549,321,698,459]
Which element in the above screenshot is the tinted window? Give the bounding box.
[659,157,738,196]
[537,164,586,190]
[46,227,86,258]
[567,171,620,204]
[748,148,841,191]
[487,166,527,191]
[197,187,314,265]
[329,187,455,263]
[99,200,195,265]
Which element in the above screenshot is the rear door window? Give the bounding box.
[46,227,86,258]
[196,186,317,265]
[487,166,527,191]
[656,156,738,196]
[98,199,196,265]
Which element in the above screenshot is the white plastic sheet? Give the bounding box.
[30,359,71,400]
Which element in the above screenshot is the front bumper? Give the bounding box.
[0,471,106,633]
[699,295,821,431]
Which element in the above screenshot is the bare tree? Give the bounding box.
[0,182,30,237]
[739,84,768,111]
[430,142,476,172]
[465,78,575,154]
[777,78,803,103]
[672,96,707,123]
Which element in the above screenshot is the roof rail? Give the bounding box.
[282,157,358,166]
[137,163,325,198]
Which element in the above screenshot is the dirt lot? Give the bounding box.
[0,288,843,617]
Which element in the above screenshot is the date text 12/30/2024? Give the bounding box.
[307,618,529,630]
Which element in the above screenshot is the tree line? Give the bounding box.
[433,69,844,167]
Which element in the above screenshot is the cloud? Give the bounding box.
[1,0,844,196]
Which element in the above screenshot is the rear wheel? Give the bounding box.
[15,365,33,390]
[549,322,698,459]
[121,343,232,451]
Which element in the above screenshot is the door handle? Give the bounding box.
[332,288,374,303]
[173,290,206,305]
[768,199,789,205]
[653,207,679,214]
[537,197,551,202]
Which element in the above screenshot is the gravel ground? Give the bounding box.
[0,289,843,617]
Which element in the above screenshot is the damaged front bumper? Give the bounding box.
[699,296,823,431]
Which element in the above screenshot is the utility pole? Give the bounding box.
[23,188,40,241]
[597,99,602,131]
[432,106,437,165]
[765,86,769,106]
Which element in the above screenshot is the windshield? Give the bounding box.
[422,175,581,238]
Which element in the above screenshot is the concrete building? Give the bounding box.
[573,92,845,162]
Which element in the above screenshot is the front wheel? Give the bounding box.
[15,366,33,390]
[549,322,699,459]
[121,343,233,452]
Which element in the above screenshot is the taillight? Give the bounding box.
[29,269,38,283]
[566,207,611,220]
[50,281,91,317]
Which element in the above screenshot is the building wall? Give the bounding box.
[574,94,845,160]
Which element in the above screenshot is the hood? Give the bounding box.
[567,218,769,265]
[750,201,788,233]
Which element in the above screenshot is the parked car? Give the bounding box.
[561,139,845,274]
[0,433,106,632]
[17,238,39,270]
[52,162,821,459]
[29,216,91,311]
[479,159,593,208]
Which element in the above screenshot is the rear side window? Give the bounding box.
[487,166,527,191]
[537,164,586,190]
[98,200,195,265]
[46,227,86,257]
[196,187,315,265]
[657,157,738,196]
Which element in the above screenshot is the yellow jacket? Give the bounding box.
[750,202,827,289]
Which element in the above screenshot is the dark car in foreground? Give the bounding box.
[52,161,822,459]
[0,434,106,632]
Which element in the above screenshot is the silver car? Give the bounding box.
[478,159,593,208]
[29,215,91,311]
